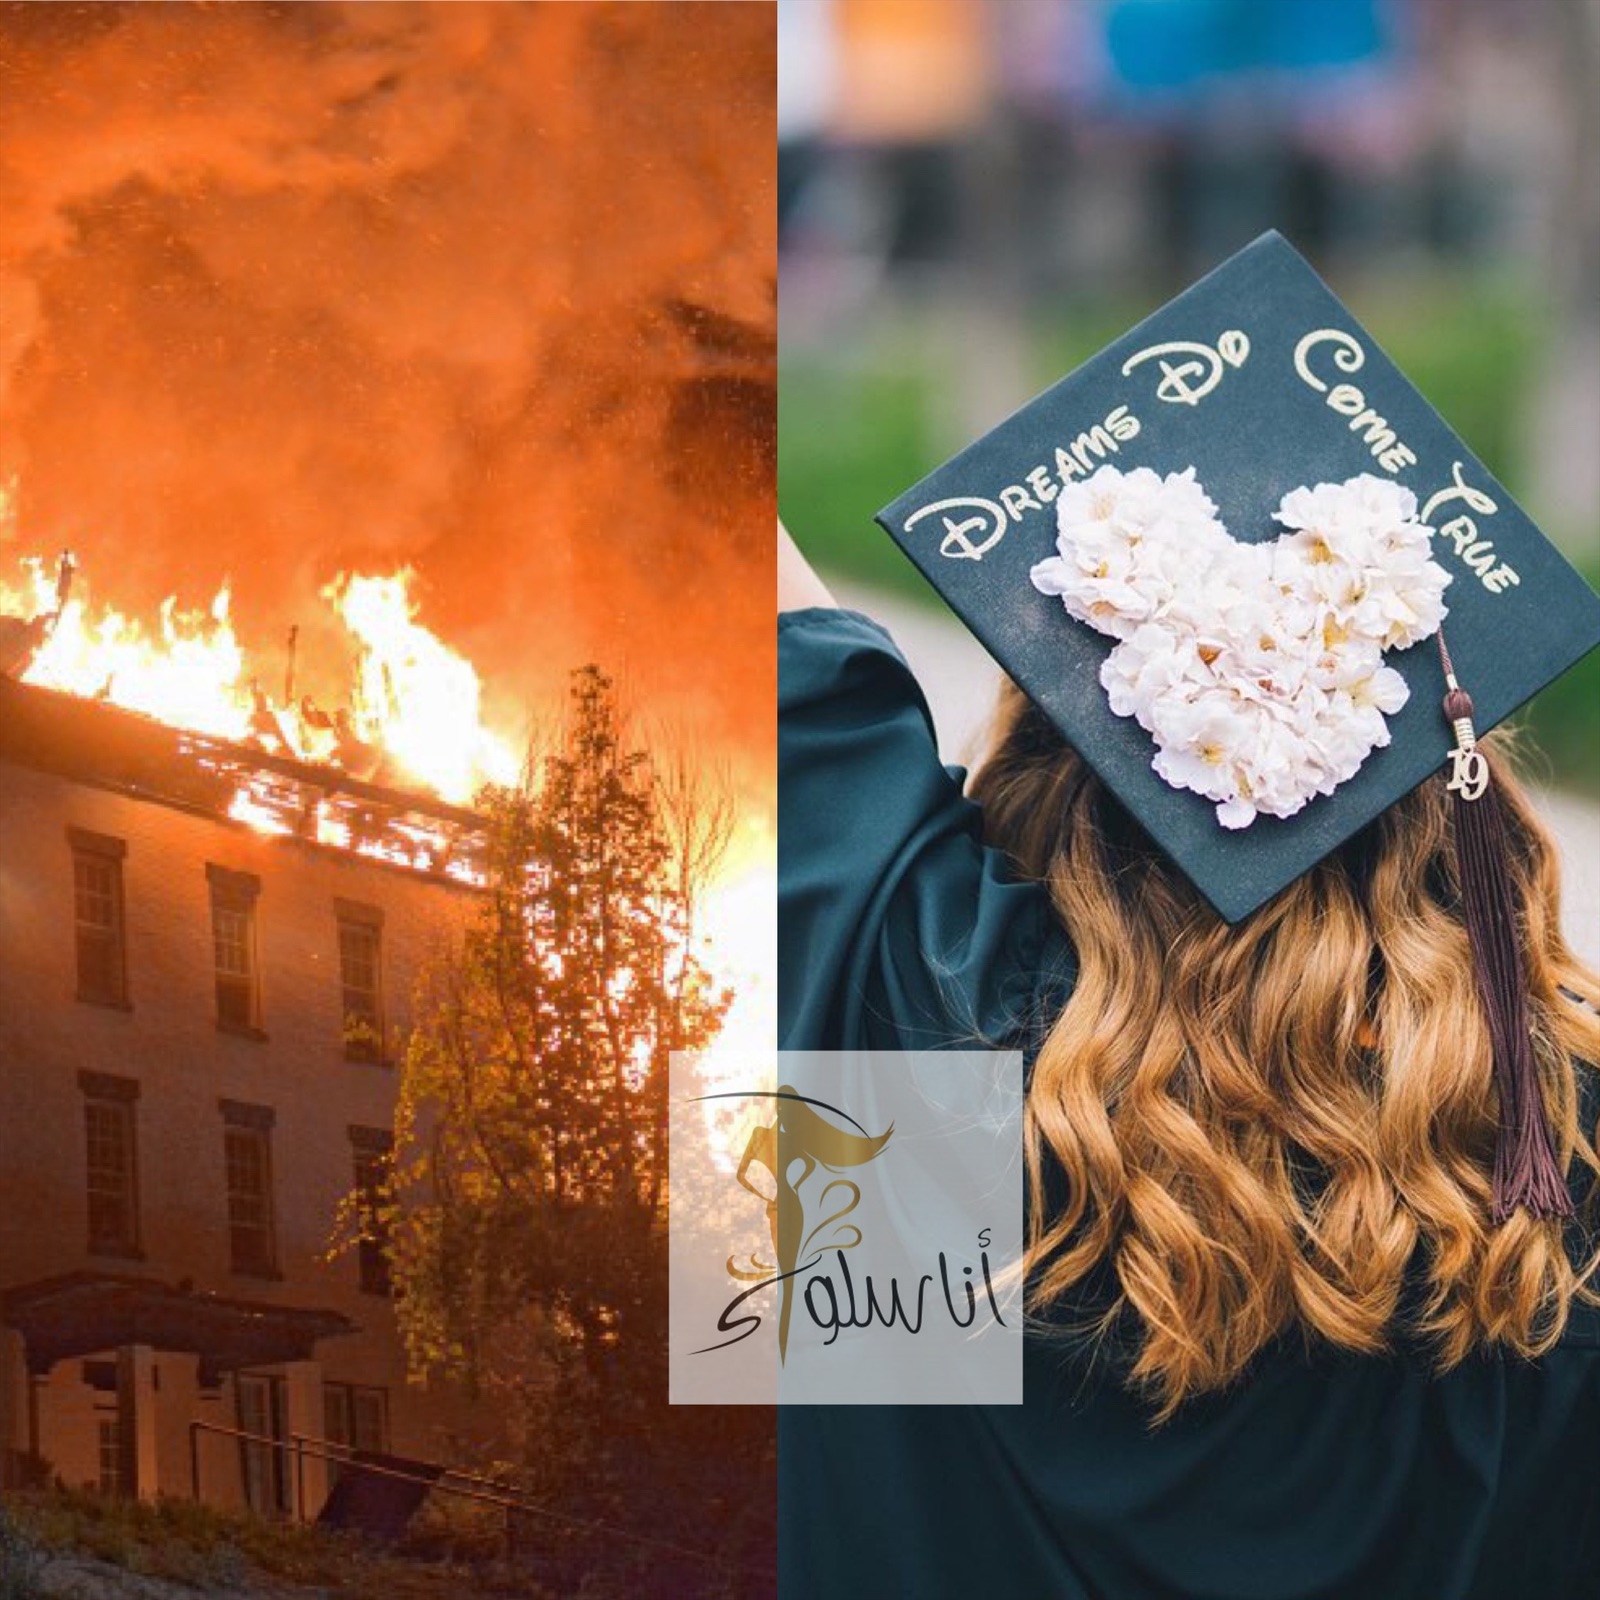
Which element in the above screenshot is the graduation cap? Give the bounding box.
[876,231,1600,1220]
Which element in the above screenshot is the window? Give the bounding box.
[236,1372,290,1517]
[69,829,127,1006]
[208,865,262,1034]
[97,1413,126,1496]
[324,1382,389,1462]
[221,1102,277,1276]
[349,1127,394,1296]
[213,903,256,1026]
[335,902,384,1061]
[80,1072,140,1257]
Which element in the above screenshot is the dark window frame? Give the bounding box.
[334,901,385,1063]
[96,1409,127,1496]
[235,1370,291,1517]
[348,1125,394,1297]
[220,1101,279,1279]
[208,865,264,1038]
[80,1072,141,1260]
[69,828,129,1009]
[324,1380,390,1461]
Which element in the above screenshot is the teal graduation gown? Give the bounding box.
[777,608,1600,1600]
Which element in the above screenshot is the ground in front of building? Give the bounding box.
[0,1486,581,1599]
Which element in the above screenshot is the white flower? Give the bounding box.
[1029,466,1453,827]
[1350,662,1410,715]
[1150,689,1254,806]
[1099,623,1200,720]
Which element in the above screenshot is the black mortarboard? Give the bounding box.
[877,231,1600,924]
[876,230,1600,1219]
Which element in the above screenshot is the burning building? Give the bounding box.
[0,0,777,1535]
[0,587,503,1517]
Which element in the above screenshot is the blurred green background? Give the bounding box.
[779,0,1600,793]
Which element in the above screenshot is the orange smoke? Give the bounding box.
[0,1,775,799]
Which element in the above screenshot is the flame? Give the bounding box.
[1,541,517,808]
[5,557,254,742]
[328,572,519,804]
[226,787,294,836]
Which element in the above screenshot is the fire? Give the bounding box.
[329,572,519,805]
[1,546,517,808]
[226,788,294,837]
[5,558,254,743]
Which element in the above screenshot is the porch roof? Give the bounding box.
[2,1272,358,1384]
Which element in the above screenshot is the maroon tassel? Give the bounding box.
[1437,636,1571,1224]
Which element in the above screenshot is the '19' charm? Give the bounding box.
[1447,743,1489,802]
[1440,655,1490,803]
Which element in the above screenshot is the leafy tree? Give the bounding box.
[334,667,775,1591]
[372,665,731,1447]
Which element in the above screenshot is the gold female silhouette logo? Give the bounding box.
[696,1086,892,1363]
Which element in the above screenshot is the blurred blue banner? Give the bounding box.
[1105,0,1392,100]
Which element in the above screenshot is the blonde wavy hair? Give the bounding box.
[970,682,1600,1420]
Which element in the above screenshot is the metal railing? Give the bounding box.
[185,1419,740,1569]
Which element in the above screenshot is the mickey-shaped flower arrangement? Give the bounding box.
[1030,465,1452,827]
